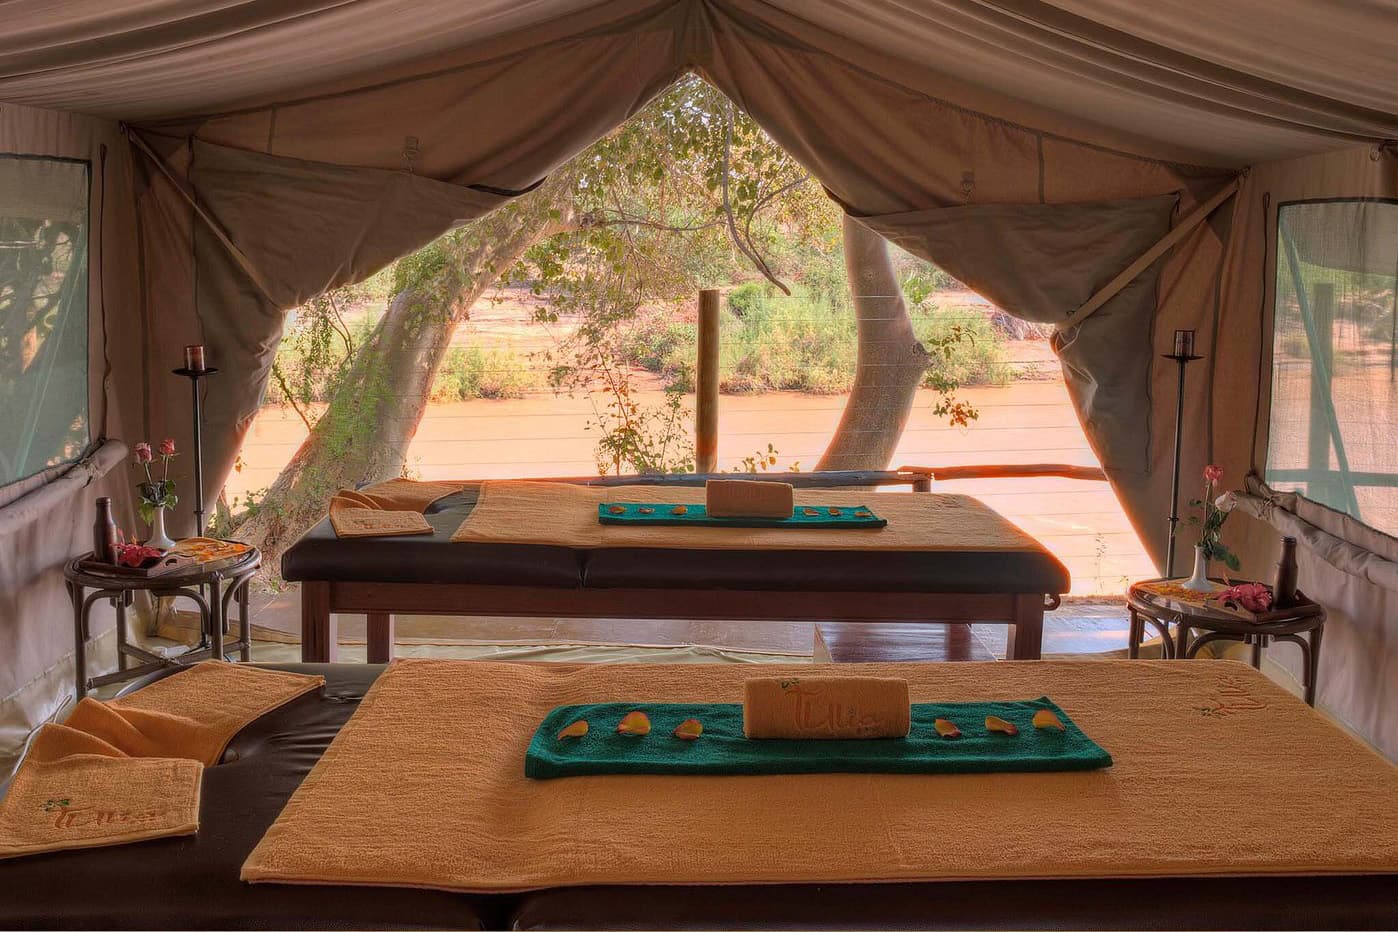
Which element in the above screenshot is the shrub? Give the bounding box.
[913,305,1012,387]
[429,346,538,401]
[619,314,696,391]
[579,280,1010,398]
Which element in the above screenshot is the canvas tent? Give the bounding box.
[1,0,1396,760]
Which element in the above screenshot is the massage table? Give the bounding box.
[283,474,1070,664]
[1,662,1394,930]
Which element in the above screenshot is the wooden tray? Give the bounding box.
[78,551,196,578]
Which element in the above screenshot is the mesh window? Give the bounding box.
[0,156,89,487]
[1267,199,1398,533]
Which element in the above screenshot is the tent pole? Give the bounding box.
[695,289,720,474]
[1163,345,1202,578]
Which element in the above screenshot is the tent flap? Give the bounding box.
[859,196,1177,474]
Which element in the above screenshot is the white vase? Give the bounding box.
[1181,544,1215,592]
[146,506,177,551]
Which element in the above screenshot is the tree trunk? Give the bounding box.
[230,177,570,575]
[817,214,928,470]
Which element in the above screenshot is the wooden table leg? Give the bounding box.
[1305,624,1323,707]
[301,581,338,662]
[208,576,224,661]
[1005,594,1044,660]
[1127,607,1142,659]
[1175,620,1191,659]
[239,582,253,662]
[367,613,395,664]
[69,581,87,701]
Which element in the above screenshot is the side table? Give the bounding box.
[64,544,261,700]
[1127,577,1326,705]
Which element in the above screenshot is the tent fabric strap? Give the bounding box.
[1058,175,1242,331]
[0,440,128,537]
[1227,474,1398,593]
[125,129,279,308]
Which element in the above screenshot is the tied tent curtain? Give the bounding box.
[857,196,1178,476]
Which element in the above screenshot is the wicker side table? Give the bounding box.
[1127,578,1326,705]
[64,544,261,700]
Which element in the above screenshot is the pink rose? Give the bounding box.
[133,442,153,464]
[1220,582,1273,613]
[158,438,176,457]
[1203,464,1223,483]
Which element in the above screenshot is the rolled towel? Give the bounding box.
[705,479,794,519]
[743,676,911,739]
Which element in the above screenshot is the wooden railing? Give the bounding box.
[556,465,1109,491]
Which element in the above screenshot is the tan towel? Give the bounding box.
[705,479,794,518]
[0,663,324,859]
[242,659,1398,893]
[743,676,910,738]
[327,478,464,538]
[452,480,1044,552]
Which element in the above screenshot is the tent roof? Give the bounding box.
[1,0,1395,166]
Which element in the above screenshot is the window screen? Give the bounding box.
[0,156,89,487]
[1267,199,1398,534]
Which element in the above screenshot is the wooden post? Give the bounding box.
[366,612,395,664]
[696,288,720,474]
[300,581,338,662]
[1307,283,1335,505]
[1004,593,1044,661]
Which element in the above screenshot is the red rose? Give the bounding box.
[158,438,176,456]
[1203,464,1223,483]
[133,442,153,464]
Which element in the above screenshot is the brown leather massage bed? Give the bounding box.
[283,474,1071,664]
[1,663,1394,930]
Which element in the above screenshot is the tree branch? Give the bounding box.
[271,362,316,432]
[721,104,791,295]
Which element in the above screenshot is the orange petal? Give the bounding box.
[638,506,655,514]
[1032,709,1066,731]
[607,504,626,514]
[617,710,652,735]
[802,507,820,516]
[828,507,841,516]
[670,505,688,516]
[985,715,1019,736]
[557,719,589,740]
[673,718,703,740]
[933,718,961,739]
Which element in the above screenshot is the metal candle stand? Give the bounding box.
[1163,329,1203,579]
[172,364,217,538]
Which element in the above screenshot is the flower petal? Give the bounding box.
[617,711,652,735]
[985,715,1019,735]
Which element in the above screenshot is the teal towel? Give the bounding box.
[598,502,886,529]
[526,698,1111,779]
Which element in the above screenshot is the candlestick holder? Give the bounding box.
[172,365,218,538]
[1162,342,1203,579]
